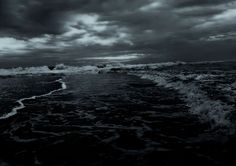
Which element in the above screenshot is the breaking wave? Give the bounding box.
[0,64,99,76]
[0,60,229,76]
[0,62,187,76]
[137,73,233,127]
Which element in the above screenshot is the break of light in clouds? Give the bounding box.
[0,14,132,55]
[60,14,132,47]
[194,8,236,30]
[200,32,236,42]
[0,0,236,61]
[0,35,52,55]
[139,0,163,12]
[83,53,145,63]
[0,37,27,54]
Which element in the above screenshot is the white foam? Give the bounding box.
[0,64,99,76]
[0,62,185,76]
[216,81,236,103]
[0,78,67,120]
[136,73,233,127]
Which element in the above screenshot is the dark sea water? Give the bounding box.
[0,61,236,166]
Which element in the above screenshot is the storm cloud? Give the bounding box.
[0,0,236,62]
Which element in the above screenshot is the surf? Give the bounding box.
[0,78,67,120]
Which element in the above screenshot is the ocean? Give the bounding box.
[0,61,236,165]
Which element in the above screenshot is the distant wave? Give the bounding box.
[0,64,99,76]
[0,61,187,76]
[0,60,230,77]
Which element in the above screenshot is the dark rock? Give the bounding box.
[48,66,55,70]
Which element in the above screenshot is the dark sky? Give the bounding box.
[0,0,236,64]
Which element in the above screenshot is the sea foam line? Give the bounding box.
[0,61,232,77]
[0,78,67,120]
[136,73,233,128]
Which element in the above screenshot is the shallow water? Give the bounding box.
[0,61,236,165]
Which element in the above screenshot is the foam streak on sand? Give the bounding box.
[0,78,67,120]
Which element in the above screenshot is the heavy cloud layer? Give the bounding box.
[0,0,236,62]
